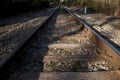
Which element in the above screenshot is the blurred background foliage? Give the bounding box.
[0,0,120,17]
[63,0,120,17]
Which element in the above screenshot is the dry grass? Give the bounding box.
[92,0,120,16]
[65,0,120,17]
[110,20,120,30]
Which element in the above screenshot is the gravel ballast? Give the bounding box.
[68,8,120,46]
[0,8,56,61]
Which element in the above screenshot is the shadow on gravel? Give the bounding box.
[29,8,99,80]
[2,8,99,80]
[98,17,120,27]
[0,9,53,26]
[0,9,58,80]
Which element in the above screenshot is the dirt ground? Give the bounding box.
[70,7,120,46]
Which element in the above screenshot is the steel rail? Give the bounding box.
[64,7,120,56]
[0,6,60,73]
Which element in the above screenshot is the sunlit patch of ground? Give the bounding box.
[70,8,120,46]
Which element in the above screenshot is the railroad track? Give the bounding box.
[1,7,120,80]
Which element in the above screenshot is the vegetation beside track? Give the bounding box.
[63,0,120,17]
